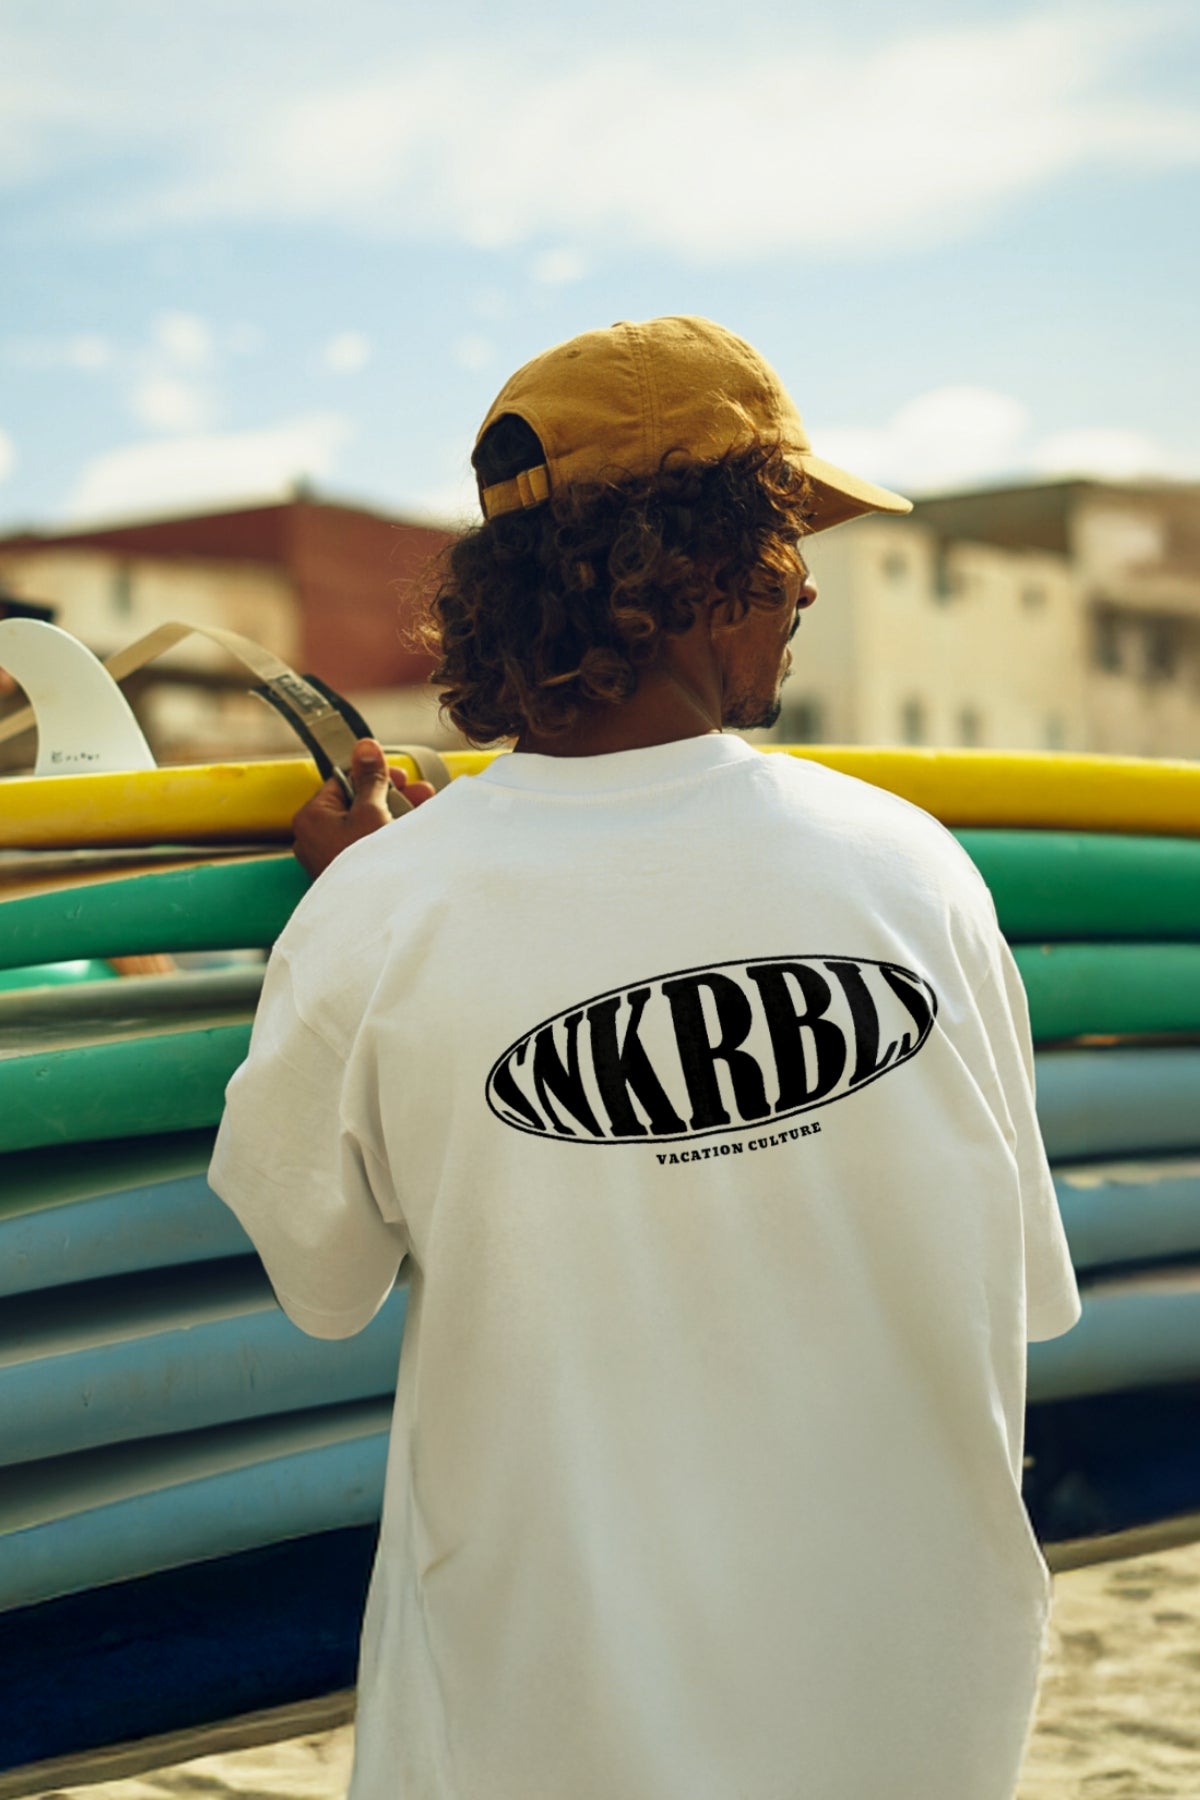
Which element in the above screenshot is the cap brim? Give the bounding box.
[798,452,912,534]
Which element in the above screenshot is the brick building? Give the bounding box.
[0,492,457,766]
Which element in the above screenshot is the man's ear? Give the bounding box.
[706,588,744,639]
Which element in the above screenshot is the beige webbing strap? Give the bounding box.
[0,622,354,755]
[0,623,451,823]
[389,743,451,791]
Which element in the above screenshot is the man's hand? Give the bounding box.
[291,738,436,879]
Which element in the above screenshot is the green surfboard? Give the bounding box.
[956,831,1200,943]
[3,831,1200,978]
[1,954,1198,1155]
[0,857,308,972]
[0,970,260,1154]
[1013,943,1200,1042]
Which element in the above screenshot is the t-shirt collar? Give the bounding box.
[476,733,760,795]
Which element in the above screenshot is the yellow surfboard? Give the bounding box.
[1,746,1198,850]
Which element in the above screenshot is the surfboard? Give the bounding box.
[0,1533,370,1783]
[5,831,1200,974]
[7,1253,1200,1617]
[1028,1264,1200,1403]
[1013,943,1200,1042]
[956,831,1200,942]
[776,747,1200,838]
[0,1025,249,1155]
[3,974,1198,1158]
[1036,1046,1200,1163]
[5,1142,1195,1307]
[0,1153,246,1299]
[2,744,1199,850]
[0,963,263,1033]
[0,751,491,850]
[1056,1160,1200,1272]
[1,1265,405,1470]
[0,1395,393,1614]
[0,857,305,971]
[0,969,261,1154]
[7,927,1196,1046]
[8,1239,1200,1606]
[0,845,273,903]
[0,1130,215,1220]
[0,958,117,991]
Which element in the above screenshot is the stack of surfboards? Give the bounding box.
[2,633,1200,1779]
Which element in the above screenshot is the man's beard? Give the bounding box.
[722,673,786,731]
[726,694,783,731]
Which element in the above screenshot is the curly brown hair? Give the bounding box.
[416,421,813,744]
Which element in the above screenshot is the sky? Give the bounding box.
[1,0,1198,533]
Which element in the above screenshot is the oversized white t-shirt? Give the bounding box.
[209,734,1081,1800]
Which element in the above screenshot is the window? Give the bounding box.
[958,707,983,747]
[110,564,133,618]
[932,550,958,606]
[900,698,925,745]
[1095,614,1122,673]
[1145,621,1178,682]
[785,696,824,743]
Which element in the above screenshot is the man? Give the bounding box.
[210,316,1080,1800]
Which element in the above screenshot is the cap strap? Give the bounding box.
[479,463,551,519]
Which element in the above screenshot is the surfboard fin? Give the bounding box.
[0,620,157,777]
[0,619,449,820]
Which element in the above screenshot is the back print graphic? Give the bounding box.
[486,955,938,1145]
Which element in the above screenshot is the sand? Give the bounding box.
[34,1539,1200,1800]
[1018,1540,1200,1798]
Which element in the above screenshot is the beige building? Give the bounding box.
[774,478,1200,758]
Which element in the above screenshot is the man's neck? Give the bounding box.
[514,627,725,757]
[513,665,722,757]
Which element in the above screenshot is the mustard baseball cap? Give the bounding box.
[474,315,911,534]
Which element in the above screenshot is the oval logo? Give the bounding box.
[486,955,938,1145]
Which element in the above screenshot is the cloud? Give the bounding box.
[454,334,495,372]
[531,249,586,285]
[812,385,1195,493]
[130,375,214,433]
[3,333,114,371]
[323,331,373,374]
[66,334,113,370]
[471,289,508,322]
[1029,427,1182,480]
[225,323,264,356]
[5,11,1198,261]
[0,428,15,484]
[68,414,352,521]
[154,312,212,367]
[815,389,1032,493]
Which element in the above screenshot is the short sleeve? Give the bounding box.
[208,944,407,1339]
[981,940,1083,1344]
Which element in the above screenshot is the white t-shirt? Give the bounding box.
[209,734,1081,1800]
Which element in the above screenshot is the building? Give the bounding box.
[0,493,457,768]
[4,477,1198,769]
[776,478,1200,758]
